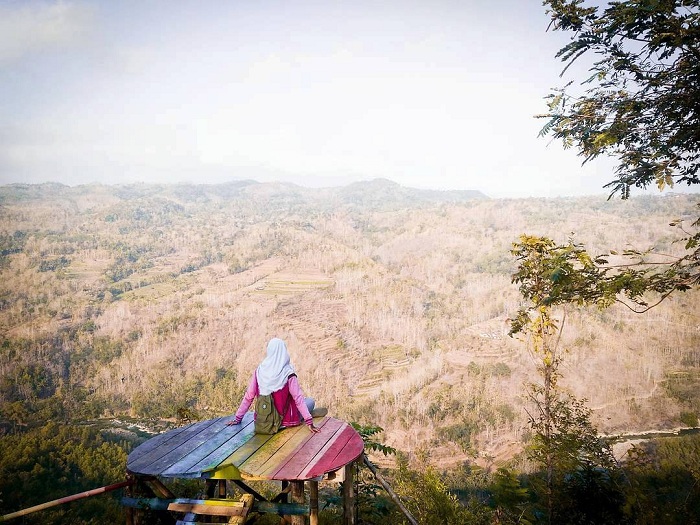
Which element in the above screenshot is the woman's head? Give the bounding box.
[266,338,289,361]
[257,338,295,395]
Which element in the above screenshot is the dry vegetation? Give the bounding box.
[1,180,699,470]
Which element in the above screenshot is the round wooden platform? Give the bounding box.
[127,414,364,481]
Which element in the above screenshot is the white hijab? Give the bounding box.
[256,338,296,395]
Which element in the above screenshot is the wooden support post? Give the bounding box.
[205,479,217,499]
[125,474,135,525]
[343,461,356,525]
[281,480,290,503]
[290,481,305,525]
[309,480,319,525]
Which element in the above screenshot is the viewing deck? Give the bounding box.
[124,413,364,524]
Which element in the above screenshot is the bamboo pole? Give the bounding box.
[362,454,418,525]
[0,480,132,522]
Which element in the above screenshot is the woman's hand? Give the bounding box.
[308,423,321,433]
[226,417,242,426]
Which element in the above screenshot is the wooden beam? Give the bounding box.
[122,497,309,516]
[229,494,254,525]
[362,454,418,525]
[232,480,267,502]
[167,502,247,517]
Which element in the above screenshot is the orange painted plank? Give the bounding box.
[259,418,337,479]
[269,418,343,480]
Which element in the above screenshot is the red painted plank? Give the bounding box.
[303,426,364,479]
[268,418,344,480]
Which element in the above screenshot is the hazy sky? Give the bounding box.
[0,0,636,198]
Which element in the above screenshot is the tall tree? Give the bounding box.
[540,0,700,291]
[510,236,620,524]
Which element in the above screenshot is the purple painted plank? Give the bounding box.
[129,416,237,475]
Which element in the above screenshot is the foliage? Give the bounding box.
[623,434,700,524]
[541,0,700,196]
[0,422,130,524]
[540,0,700,291]
[350,422,397,457]
[388,454,493,525]
[490,467,533,525]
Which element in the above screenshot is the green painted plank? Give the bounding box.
[237,425,303,476]
[166,415,258,477]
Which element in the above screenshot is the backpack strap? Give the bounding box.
[281,374,296,418]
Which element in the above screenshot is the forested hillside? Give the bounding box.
[1,181,699,521]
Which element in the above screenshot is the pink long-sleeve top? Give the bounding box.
[234,372,313,427]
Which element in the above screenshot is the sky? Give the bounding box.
[0,0,642,198]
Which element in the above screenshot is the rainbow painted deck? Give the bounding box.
[126,413,364,481]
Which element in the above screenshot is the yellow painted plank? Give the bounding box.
[258,425,316,478]
[238,426,303,476]
[206,432,273,474]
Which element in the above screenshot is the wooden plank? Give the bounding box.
[301,425,361,480]
[269,418,342,480]
[324,426,365,467]
[126,421,196,462]
[258,419,334,479]
[207,431,275,477]
[237,425,303,476]
[230,494,254,525]
[167,502,247,516]
[127,417,225,473]
[132,416,245,476]
[162,417,256,477]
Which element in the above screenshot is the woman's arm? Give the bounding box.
[288,375,318,432]
[227,373,258,425]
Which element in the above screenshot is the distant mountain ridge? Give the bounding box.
[0,178,489,210]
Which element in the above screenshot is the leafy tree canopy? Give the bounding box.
[540,0,700,293]
[541,0,700,197]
